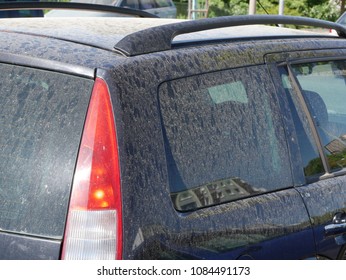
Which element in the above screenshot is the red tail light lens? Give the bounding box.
[61,78,122,260]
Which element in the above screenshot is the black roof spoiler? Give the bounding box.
[114,15,346,56]
[0,1,158,18]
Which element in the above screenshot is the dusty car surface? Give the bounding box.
[0,3,346,260]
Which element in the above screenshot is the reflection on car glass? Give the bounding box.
[325,134,346,154]
[208,81,248,104]
[171,177,263,212]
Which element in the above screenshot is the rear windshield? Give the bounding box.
[0,63,93,238]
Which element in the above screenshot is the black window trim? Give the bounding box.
[0,51,95,79]
[279,56,346,181]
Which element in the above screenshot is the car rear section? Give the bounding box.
[0,60,94,259]
[1,15,346,260]
[0,56,126,259]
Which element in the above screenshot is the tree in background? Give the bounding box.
[287,0,339,20]
[206,0,340,20]
[207,0,248,17]
[330,0,346,15]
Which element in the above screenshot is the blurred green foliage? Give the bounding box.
[175,0,340,21]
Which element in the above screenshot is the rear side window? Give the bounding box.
[0,63,93,238]
[290,60,346,175]
[159,65,293,211]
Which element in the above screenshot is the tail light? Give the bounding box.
[61,78,122,260]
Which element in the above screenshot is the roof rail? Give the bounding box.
[0,1,158,18]
[114,15,346,56]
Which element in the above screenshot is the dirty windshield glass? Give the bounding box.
[0,63,93,238]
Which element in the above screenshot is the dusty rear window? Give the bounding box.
[0,63,93,238]
[159,65,293,211]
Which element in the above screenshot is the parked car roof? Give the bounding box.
[0,17,180,48]
[0,16,342,53]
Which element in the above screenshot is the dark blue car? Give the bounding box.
[0,2,346,260]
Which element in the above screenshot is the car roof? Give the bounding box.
[0,16,341,54]
[0,18,180,51]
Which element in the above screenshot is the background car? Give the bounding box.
[337,11,346,26]
[45,0,177,18]
[0,0,43,17]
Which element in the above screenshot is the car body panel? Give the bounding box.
[0,232,61,260]
[298,180,346,259]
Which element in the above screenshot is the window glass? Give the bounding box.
[140,0,157,9]
[280,68,324,177]
[155,0,171,8]
[159,65,292,211]
[119,0,140,9]
[0,63,93,238]
[291,60,346,173]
